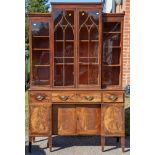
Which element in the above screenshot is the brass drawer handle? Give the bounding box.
[59,96,69,101]
[84,96,94,101]
[108,95,118,102]
[36,95,45,101]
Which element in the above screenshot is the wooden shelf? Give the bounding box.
[80,57,98,58]
[104,46,121,48]
[79,63,99,65]
[55,63,74,65]
[103,64,120,67]
[103,32,121,34]
[33,48,50,51]
[54,57,74,58]
[32,36,50,38]
[55,40,74,42]
[34,65,50,67]
[80,40,99,42]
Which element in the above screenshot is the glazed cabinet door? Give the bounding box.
[76,105,101,135]
[29,104,51,135]
[53,9,75,87]
[78,10,101,87]
[101,104,124,136]
[29,17,51,85]
[102,16,124,89]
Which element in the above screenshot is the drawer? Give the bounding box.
[103,91,124,103]
[29,91,51,103]
[78,92,101,102]
[52,92,77,102]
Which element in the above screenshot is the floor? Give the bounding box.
[25,135,130,155]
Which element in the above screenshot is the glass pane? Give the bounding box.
[104,33,121,46]
[102,48,120,65]
[79,65,88,84]
[54,65,63,86]
[65,26,74,40]
[54,10,63,26]
[89,42,98,57]
[32,37,49,49]
[89,65,98,84]
[89,58,98,63]
[90,10,99,25]
[32,22,49,36]
[54,26,63,40]
[79,41,88,57]
[64,58,74,63]
[90,26,98,40]
[79,58,88,63]
[32,51,49,65]
[65,42,74,57]
[65,11,74,25]
[64,65,74,86]
[79,11,88,25]
[104,22,121,32]
[54,42,63,57]
[32,66,50,85]
[54,58,63,63]
[80,26,88,40]
[102,66,120,86]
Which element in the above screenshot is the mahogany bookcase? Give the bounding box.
[28,2,125,152]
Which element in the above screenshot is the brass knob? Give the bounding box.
[36,95,44,101]
[108,95,118,102]
[84,96,94,101]
[59,96,69,101]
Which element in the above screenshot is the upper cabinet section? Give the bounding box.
[28,4,124,89]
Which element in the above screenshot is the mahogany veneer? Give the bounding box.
[28,2,125,153]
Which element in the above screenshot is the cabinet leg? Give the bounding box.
[48,136,52,152]
[29,136,32,153]
[32,137,35,143]
[120,136,125,152]
[101,136,105,152]
[116,137,119,143]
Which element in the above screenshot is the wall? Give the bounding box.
[122,0,130,88]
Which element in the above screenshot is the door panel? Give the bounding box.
[29,104,51,135]
[101,104,124,136]
[52,105,76,135]
[76,105,101,135]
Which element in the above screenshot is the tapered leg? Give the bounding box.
[48,136,52,152]
[116,137,119,143]
[101,136,105,152]
[32,137,35,142]
[121,136,125,152]
[29,136,32,153]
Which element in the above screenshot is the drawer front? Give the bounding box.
[103,91,124,103]
[78,92,101,102]
[52,92,76,102]
[29,91,51,103]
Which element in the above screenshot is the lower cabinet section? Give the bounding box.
[29,103,52,135]
[101,104,124,136]
[52,104,101,135]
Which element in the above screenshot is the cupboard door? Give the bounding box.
[78,10,101,87]
[53,10,75,87]
[53,105,76,135]
[76,105,101,135]
[29,104,51,135]
[30,21,51,85]
[101,104,124,136]
[102,21,123,89]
